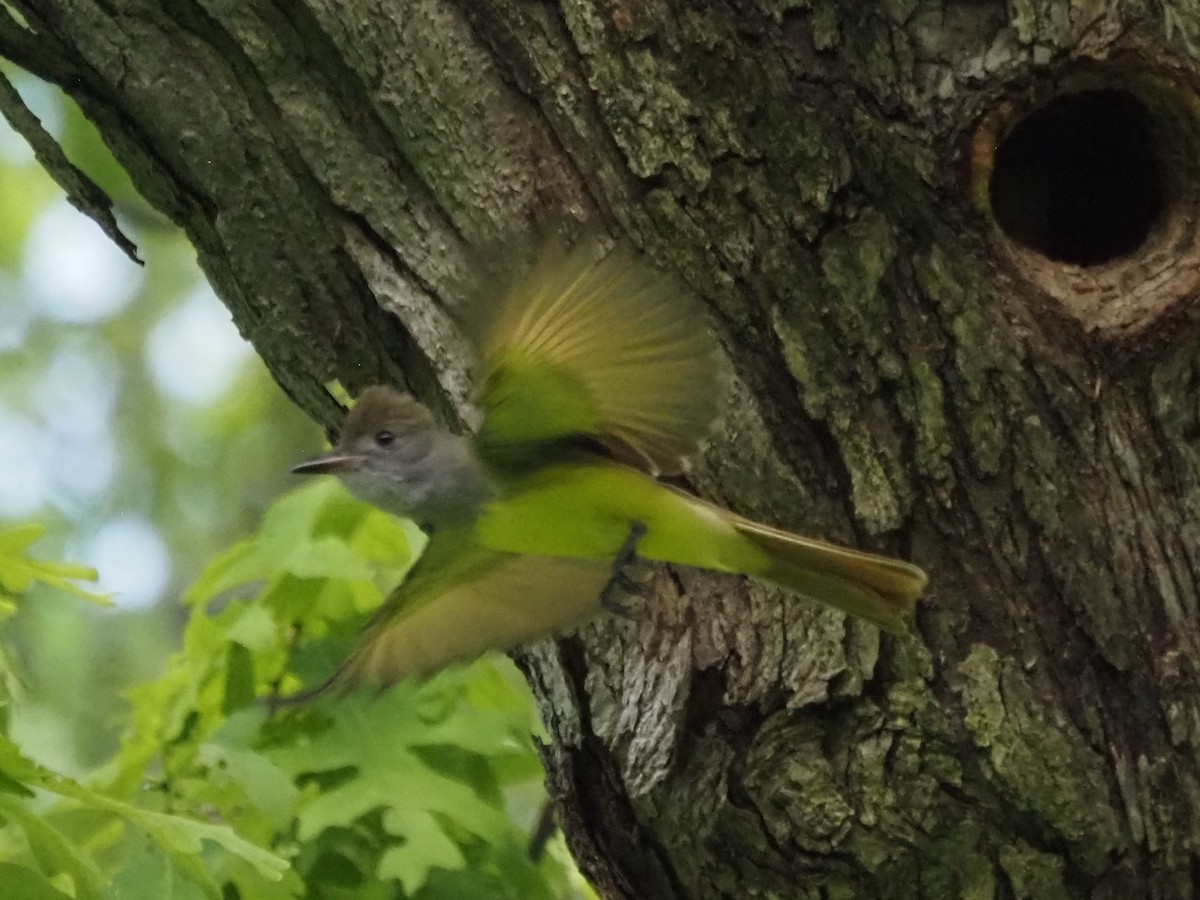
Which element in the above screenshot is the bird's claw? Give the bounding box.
[601,521,653,618]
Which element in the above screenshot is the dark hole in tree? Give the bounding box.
[989,89,1164,266]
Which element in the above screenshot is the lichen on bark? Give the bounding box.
[956,644,1121,874]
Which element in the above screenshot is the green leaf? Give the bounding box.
[0,523,110,606]
[0,797,107,900]
[183,480,410,613]
[114,806,287,887]
[0,480,588,899]
[0,862,76,900]
[0,735,288,894]
[377,808,465,894]
[0,523,44,554]
[269,684,513,894]
[104,841,211,900]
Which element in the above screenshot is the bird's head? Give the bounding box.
[291,386,441,510]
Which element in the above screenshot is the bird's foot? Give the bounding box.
[601,521,653,618]
[527,800,557,861]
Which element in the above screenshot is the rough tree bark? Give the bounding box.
[4,1,1200,897]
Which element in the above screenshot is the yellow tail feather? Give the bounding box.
[730,517,926,633]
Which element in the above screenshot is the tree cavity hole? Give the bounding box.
[989,89,1164,266]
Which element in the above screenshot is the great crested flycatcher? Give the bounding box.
[292,239,926,689]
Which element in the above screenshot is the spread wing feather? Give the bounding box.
[317,528,614,690]
[475,240,720,475]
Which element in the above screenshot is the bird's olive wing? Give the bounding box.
[321,529,614,689]
[472,239,721,475]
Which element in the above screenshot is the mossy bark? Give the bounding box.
[5,1,1200,896]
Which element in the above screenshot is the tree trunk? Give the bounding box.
[5,1,1200,896]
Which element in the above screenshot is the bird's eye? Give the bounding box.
[374,430,395,447]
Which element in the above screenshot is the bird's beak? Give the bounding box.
[291,452,363,475]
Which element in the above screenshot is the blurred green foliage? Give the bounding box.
[0,66,320,771]
[0,487,591,898]
[0,69,592,897]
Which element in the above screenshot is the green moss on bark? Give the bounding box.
[999,840,1071,900]
[956,644,1122,875]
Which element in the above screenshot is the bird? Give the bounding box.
[290,237,926,690]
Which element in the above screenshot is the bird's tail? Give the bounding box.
[728,515,926,634]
